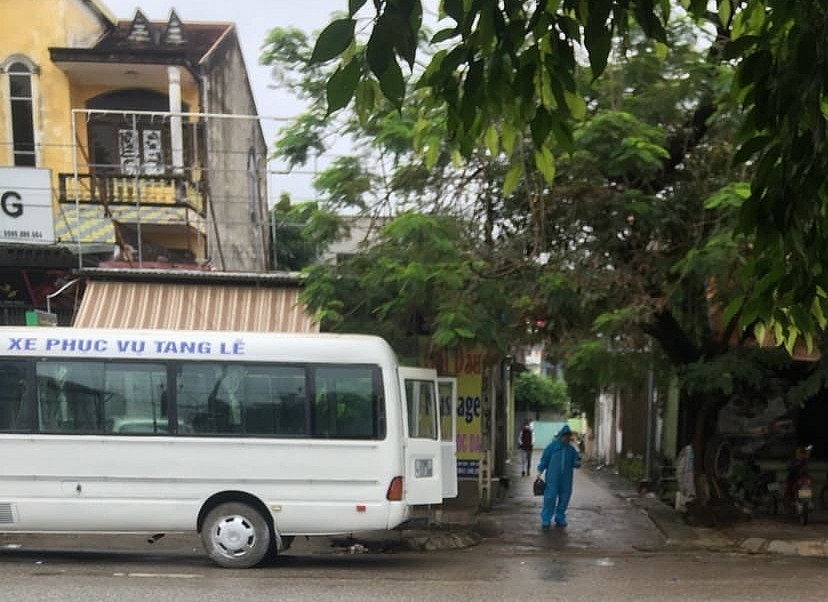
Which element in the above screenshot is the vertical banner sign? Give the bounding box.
[0,168,54,244]
[423,344,484,479]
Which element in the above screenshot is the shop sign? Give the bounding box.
[1,168,54,245]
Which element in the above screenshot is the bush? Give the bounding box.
[514,372,568,414]
[618,456,646,484]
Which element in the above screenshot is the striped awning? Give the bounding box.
[73,280,318,332]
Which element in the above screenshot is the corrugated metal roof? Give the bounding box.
[74,280,318,333]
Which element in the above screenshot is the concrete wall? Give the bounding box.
[201,29,269,272]
[595,389,622,465]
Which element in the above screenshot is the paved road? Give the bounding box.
[3,466,828,600]
[490,468,667,553]
[2,535,828,601]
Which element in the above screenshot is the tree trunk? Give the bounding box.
[691,393,731,504]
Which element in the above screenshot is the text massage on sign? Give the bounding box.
[6,336,247,356]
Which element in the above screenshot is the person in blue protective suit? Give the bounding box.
[537,424,581,529]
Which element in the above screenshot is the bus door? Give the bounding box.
[438,377,458,498]
[399,367,442,505]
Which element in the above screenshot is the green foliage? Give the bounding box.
[562,338,659,427]
[721,1,828,350]
[310,18,356,65]
[309,0,828,347]
[314,1,673,187]
[727,460,758,504]
[572,111,669,181]
[618,456,646,484]
[678,346,792,398]
[513,372,569,415]
[298,212,514,359]
[272,114,327,169]
[327,58,362,114]
[312,156,371,211]
[269,196,346,271]
[261,27,334,174]
[268,5,820,469]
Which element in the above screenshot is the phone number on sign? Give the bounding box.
[3,230,45,239]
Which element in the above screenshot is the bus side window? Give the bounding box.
[36,364,69,431]
[312,366,379,439]
[313,391,336,437]
[35,361,167,434]
[180,364,241,435]
[241,366,306,436]
[34,362,103,432]
[0,362,26,431]
[68,386,100,432]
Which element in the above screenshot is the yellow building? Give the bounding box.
[0,0,271,324]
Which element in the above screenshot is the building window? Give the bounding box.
[6,61,36,166]
[86,89,183,177]
[116,127,164,176]
[247,148,258,222]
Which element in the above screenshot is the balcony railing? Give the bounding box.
[58,173,204,214]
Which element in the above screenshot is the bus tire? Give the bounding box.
[201,502,272,569]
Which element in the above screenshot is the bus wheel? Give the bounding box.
[201,502,271,569]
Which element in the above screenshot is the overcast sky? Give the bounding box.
[104,0,353,202]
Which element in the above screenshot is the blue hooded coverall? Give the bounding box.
[537,425,580,527]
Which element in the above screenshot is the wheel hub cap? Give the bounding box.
[214,515,256,557]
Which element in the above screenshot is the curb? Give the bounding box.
[737,537,828,557]
[635,497,828,557]
[588,467,828,559]
[329,523,483,554]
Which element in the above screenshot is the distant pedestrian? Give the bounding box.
[518,419,534,476]
[537,424,581,529]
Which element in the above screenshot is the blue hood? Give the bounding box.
[557,425,572,438]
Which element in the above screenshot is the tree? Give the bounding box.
[262,26,539,359]
[300,212,519,362]
[513,371,569,416]
[269,195,317,270]
[311,0,828,350]
[265,9,814,505]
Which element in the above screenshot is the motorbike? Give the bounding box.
[740,456,780,515]
[784,445,814,525]
[753,469,781,516]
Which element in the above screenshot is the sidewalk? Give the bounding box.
[377,459,828,558]
[580,463,828,558]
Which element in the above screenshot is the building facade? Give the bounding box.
[0,0,270,324]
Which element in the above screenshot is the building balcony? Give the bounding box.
[58,172,204,213]
[55,173,207,267]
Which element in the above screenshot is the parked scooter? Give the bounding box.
[784,445,814,525]
[744,456,780,516]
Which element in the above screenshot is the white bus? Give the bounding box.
[0,327,456,568]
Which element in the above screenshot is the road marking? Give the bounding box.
[113,572,202,579]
